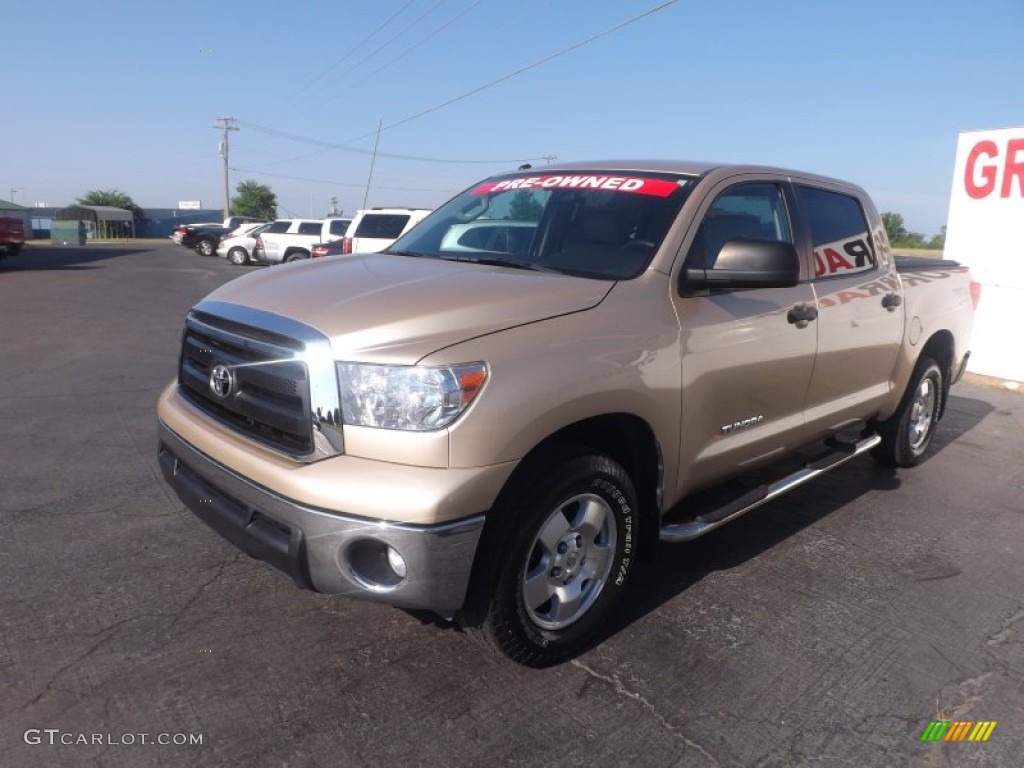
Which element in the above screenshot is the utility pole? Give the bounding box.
[362,119,383,210]
[541,155,558,165]
[213,117,238,217]
[9,188,20,203]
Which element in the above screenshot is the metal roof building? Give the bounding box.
[54,204,135,238]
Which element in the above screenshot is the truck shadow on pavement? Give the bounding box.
[594,391,996,651]
[1,245,150,271]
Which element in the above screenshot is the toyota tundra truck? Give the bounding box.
[157,161,977,666]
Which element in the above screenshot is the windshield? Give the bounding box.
[389,171,696,279]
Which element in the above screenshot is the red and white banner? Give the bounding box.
[472,174,680,197]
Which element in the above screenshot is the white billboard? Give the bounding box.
[945,127,1024,381]
[177,200,202,210]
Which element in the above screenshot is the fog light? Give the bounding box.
[345,539,407,591]
[387,546,408,579]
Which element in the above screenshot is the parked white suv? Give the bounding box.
[342,208,431,254]
[253,218,353,265]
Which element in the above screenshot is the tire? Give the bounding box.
[7,244,22,257]
[470,451,639,667]
[284,251,309,263]
[872,356,943,467]
[195,239,215,257]
[228,247,248,265]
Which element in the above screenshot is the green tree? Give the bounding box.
[231,180,277,220]
[507,190,544,222]
[77,188,145,220]
[881,212,908,243]
[927,225,946,250]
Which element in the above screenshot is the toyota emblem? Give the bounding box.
[209,364,234,399]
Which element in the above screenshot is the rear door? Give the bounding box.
[671,176,819,494]
[794,183,904,432]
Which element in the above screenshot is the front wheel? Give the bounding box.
[472,451,639,667]
[872,356,943,467]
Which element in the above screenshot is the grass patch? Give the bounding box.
[891,247,944,259]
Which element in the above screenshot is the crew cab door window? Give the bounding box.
[686,183,793,270]
[796,185,876,279]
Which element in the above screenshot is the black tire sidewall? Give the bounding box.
[896,360,942,463]
[487,454,638,664]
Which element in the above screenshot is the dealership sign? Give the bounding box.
[945,127,1024,380]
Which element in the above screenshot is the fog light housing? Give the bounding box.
[345,539,407,591]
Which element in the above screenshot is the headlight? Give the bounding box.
[337,362,487,431]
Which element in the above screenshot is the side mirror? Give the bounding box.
[682,240,800,292]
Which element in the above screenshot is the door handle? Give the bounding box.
[881,293,902,311]
[787,304,819,327]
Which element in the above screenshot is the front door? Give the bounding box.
[671,177,818,498]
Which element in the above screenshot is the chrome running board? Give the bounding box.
[659,433,882,543]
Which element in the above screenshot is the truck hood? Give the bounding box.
[203,253,613,363]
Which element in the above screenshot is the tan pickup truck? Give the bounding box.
[157,161,977,666]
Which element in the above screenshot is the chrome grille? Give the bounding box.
[179,318,313,455]
[178,302,345,461]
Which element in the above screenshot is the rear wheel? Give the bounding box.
[872,356,943,467]
[195,239,215,257]
[228,247,248,265]
[284,251,309,263]
[469,451,638,667]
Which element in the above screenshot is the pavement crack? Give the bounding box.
[164,554,241,634]
[8,618,133,715]
[572,659,723,767]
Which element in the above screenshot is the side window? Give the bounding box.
[796,185,876,279]
[266,220,291,233]
[297,221,321,235]
[686,183,792,269]
[356,214,410,239]
[329,219,350,236]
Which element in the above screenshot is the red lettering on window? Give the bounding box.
[965,140,999,199]
[824,248,854,273]
[1000,139,1024,198]
[814,251,825,277]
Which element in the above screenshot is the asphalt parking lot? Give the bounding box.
[1,242,1022,767]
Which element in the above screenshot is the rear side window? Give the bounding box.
[265,220,291,233]
[355,214,410,239]
[328,219,350,236]
[796,185,876,279]
[297,221,321,235]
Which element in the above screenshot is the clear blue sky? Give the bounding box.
[5,0,1022,236]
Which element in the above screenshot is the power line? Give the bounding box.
[282,0,419,104]
[230,167,461,194]
[340,0,679,144]
[234,119,546,165]
[329,0,484,101]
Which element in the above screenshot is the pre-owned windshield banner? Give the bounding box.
[472,175,680,197]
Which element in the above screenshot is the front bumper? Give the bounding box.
[158,422,485,615]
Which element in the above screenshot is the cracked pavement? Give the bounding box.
[1,243,1022,767]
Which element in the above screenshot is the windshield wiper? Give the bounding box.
[439,254,563,273]
[382,249,426,258]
